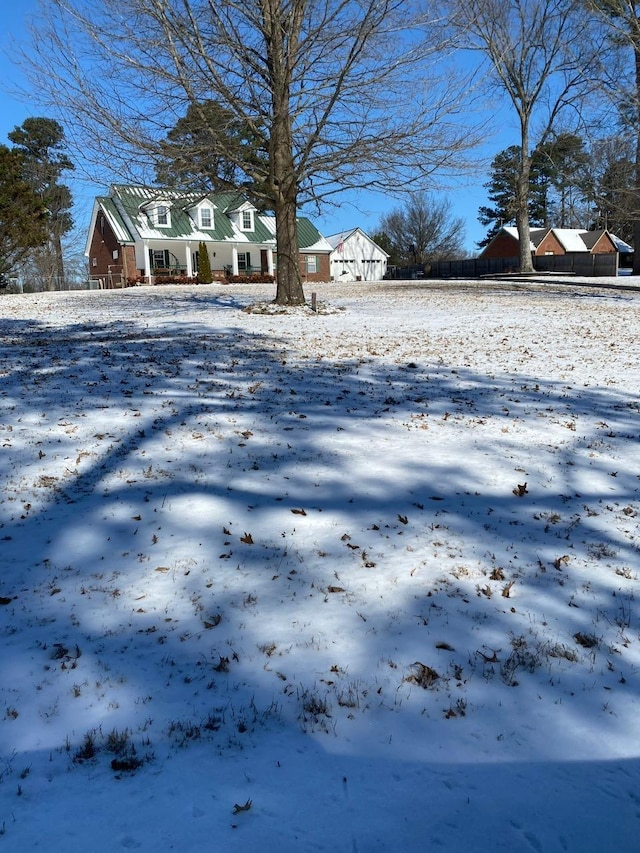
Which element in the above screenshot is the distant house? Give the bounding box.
[325,228,389,281]
[479,225,630,260]
[85,185,332,287]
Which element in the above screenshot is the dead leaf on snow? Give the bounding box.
[405,662,440,689]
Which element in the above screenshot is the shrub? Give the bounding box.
[226,273,275,284]
[197,241,213,284]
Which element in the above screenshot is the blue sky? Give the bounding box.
[0,2,38,143]
[0,0,498,253]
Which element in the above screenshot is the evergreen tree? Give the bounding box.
[0,145,48,284]
[477,146,521,247]
[155,101,268,203]
[584,135,636,243]
[8,118,74,290]
[371,231,398,265]
[478,137,589,247]
[197,241,213,283]
[535,133,590,227]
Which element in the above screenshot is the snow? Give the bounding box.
[1,277,639,851]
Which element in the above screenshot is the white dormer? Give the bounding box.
[227,200,255,233]
[186,199,215,231]
[142,199,172,229]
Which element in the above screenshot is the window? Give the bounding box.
[152,249,169,269]
[156,205,169,226]
[306,255,317,274]
[238,252,251,271]
[200,207,213,229]
[241,210,253,231]
[112,249,119,260]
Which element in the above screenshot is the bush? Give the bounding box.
[197,241,213,284]
[226,273,275,284]
[153,275,198,285]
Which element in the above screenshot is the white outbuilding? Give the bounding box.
[326,228,389,282]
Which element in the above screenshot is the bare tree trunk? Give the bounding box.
[263,0,306,305]
[274,191,305,305]
[54,231,65,290]
[516,126,534,274]
[633,40,640,275]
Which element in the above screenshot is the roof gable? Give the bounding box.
[326,228,389,257]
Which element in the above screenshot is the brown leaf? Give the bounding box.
[240,532,254,544]
[502,581,515,598]
[232,799,252,814]
[291,508,307,516]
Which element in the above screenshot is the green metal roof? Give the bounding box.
[100,185,330,251]
[295,218,325,250]
[110,185,241,242]
[96,195,135,243]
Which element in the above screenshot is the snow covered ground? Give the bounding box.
[1,277,639,851]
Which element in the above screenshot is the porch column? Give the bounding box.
[143,240,151,283]
[232,246,239,276]
[266,248,274,275]
[185,242,193,278]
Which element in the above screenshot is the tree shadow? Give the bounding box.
[0,289,638,780]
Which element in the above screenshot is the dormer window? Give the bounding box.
[200,207,213,229]
[145,201,171,228]
[241,210,254,231]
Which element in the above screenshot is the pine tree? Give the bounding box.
[0,146,48,283]
[478,144,566,247]
[197,242,212,283]
[8,118,74,290]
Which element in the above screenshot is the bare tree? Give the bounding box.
[456,0,602,273]
[23,0,478,304]
[586,3,640,272]
[378,194,466,265]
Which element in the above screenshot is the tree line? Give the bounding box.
[6,0,640,296]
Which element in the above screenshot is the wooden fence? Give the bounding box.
[426,252,619,279]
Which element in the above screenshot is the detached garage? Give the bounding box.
[326,228,389,282]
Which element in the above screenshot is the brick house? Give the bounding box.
[479,225,626,260]
[85,184,331,287]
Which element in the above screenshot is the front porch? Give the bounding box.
[139,241,275,283]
